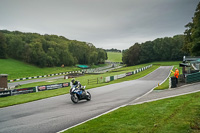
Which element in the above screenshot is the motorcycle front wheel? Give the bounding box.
[86,92,91,101]
[71,94,79,103]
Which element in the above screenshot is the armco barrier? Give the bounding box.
[105,76,110,82]
[169,77,171,88]
[132,71,135,75]
[110,76,114,81]
[104,64,152,83]
[114,75,118,80]
[117,73,126,79]
[185,72,200,83]
[126,72,132,76]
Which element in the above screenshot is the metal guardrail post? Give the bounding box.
[169,77,171,88]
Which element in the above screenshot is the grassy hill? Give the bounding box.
[106,52,122,62]
[0,58,80,80]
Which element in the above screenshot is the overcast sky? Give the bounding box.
[0,0,199,50]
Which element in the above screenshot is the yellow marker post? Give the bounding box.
[170,70,175,74]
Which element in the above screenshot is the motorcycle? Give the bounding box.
[70,86,91,103]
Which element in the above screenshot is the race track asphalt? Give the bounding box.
[0,66,172,133]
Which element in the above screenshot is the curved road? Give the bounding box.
[0,66,172,133]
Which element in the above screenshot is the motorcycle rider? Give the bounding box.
[70,78,90,103]
[71,78,84,91]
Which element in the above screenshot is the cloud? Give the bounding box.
[0,0,199,50]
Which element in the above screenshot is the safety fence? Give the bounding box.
[88,78,99,85]
[0,82,70,97]
[87,77,105,85]
[88,64,152,84]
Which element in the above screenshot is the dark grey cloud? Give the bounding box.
[0,0,199,50]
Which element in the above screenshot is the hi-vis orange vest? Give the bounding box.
[174,69,179,78]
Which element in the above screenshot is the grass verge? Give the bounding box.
[106,52,122,62]
[64,91,200,133]
[0,58,109,80]
[0,58,81,80]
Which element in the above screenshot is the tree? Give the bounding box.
[89,51,98,65]
[59,47,74,66]
[0,32,7,58]
[122,49,129,65]
[29,42,47,67]
[122,35,186,66]
[171,35,186,60]
[139,41,154,63]
[183,2,200,56]
[0,29,107,67]
[124,43,141,66]
[97,48,107,63]
[129,43,141,65]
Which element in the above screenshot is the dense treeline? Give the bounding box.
[0,30,107,67]
[105,48,121,53]
[182,2,200,56]
[122,35,187,66]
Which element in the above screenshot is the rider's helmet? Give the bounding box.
[71,78,75,83]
